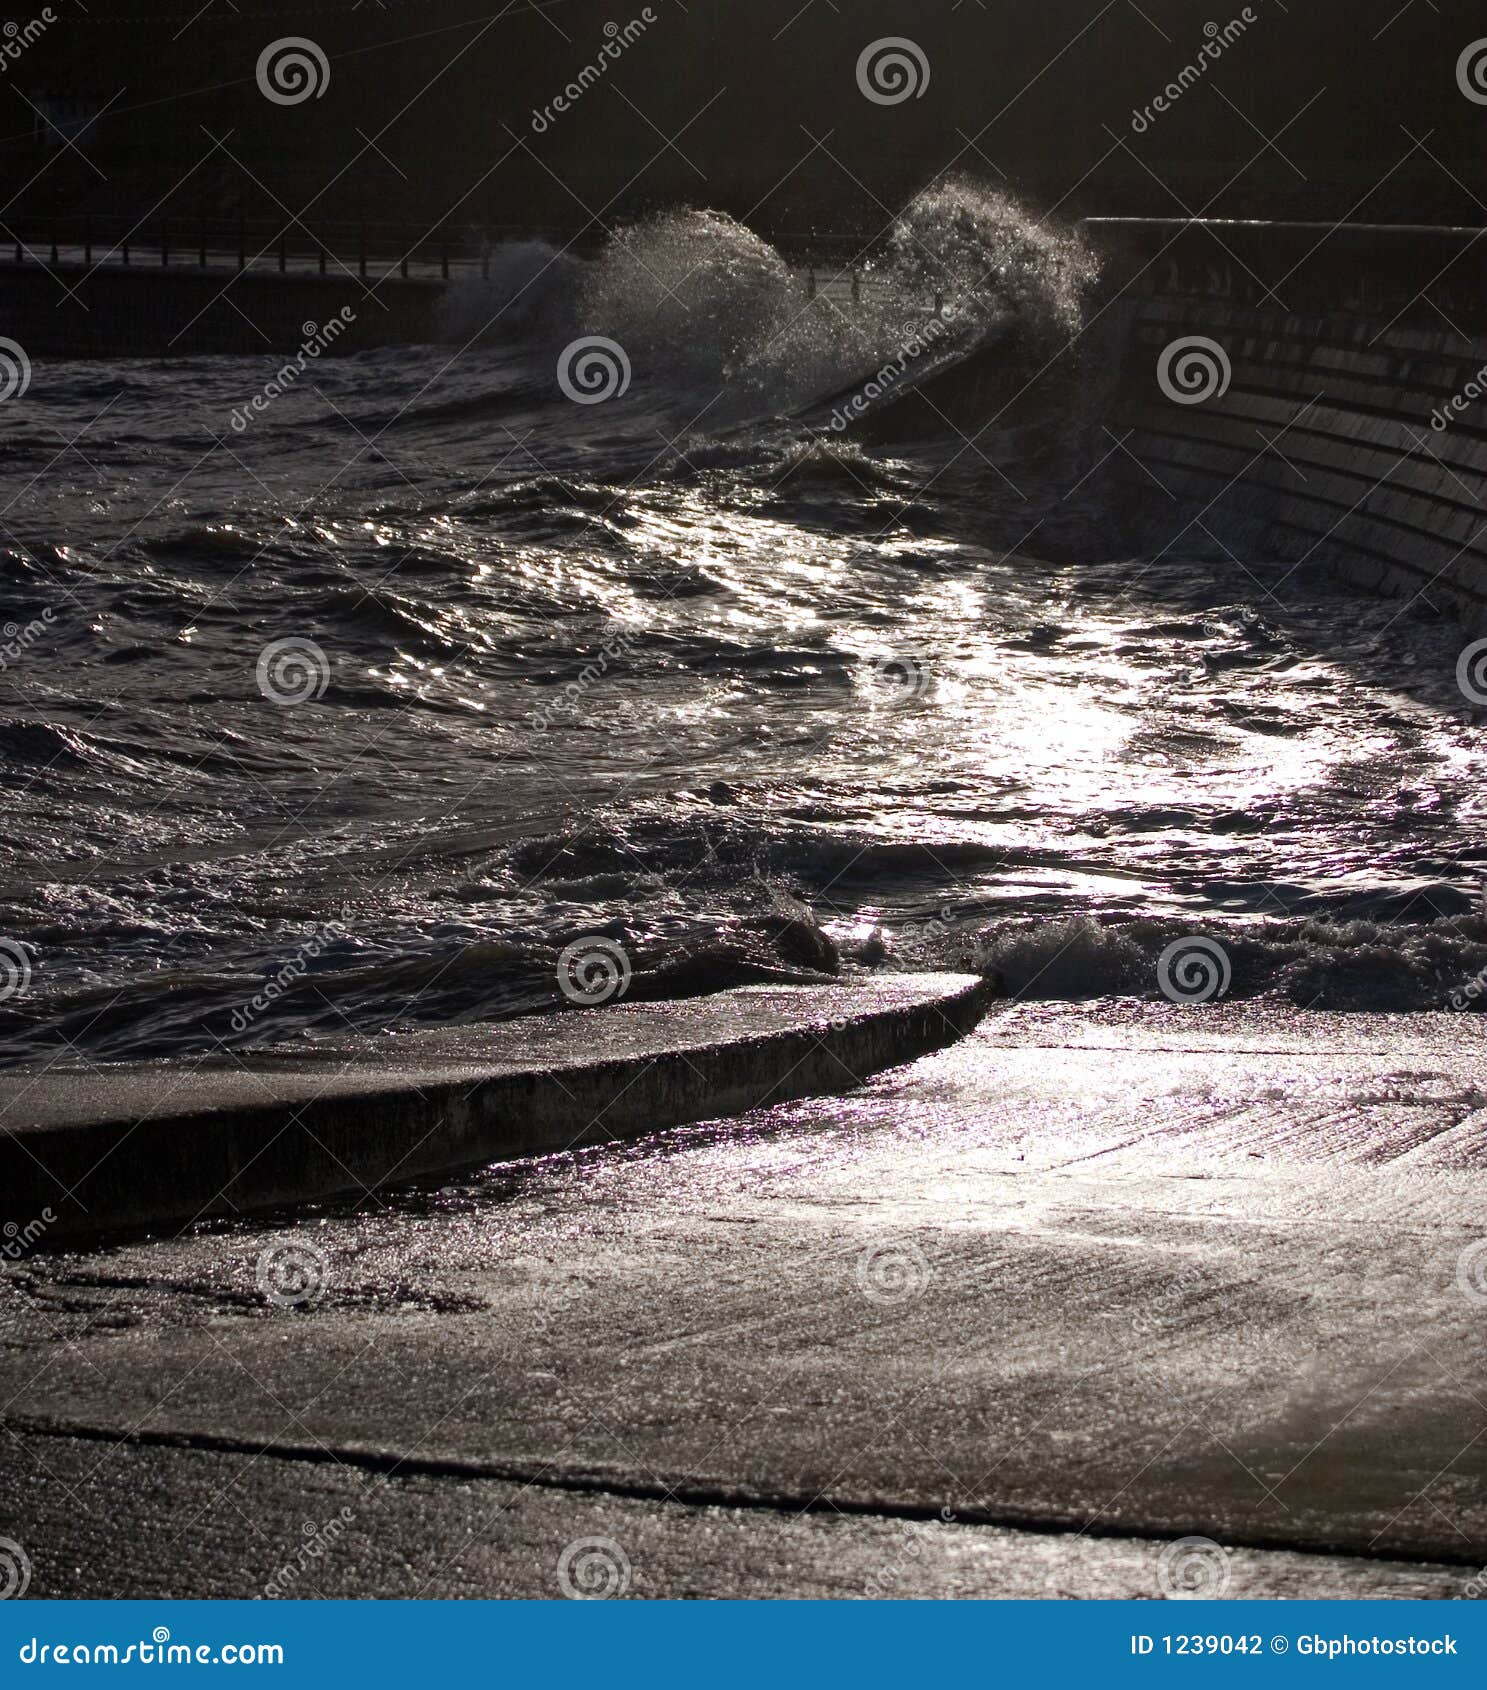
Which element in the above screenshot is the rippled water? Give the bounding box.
[1,184,1484,1065]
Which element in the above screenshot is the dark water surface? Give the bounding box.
[2,188,1485,1064]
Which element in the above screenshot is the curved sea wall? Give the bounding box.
[1088,219,1487,632]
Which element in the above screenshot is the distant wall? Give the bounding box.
[0,261,441,357]
[1092,220,1487,631]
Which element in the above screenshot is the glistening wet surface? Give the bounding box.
[1,1005,1483,1595]
[2,188,1486,1068]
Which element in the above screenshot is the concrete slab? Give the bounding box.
[0,974,991,1240]
[0,1433,1472,1600]
[0,1003,1482,1595]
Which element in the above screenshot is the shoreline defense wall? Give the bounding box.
[0,259,444,357]
[1086,219,1487,633]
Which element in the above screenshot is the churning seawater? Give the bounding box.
[2,184,1486,1066]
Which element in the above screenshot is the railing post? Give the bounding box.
[121,233,130,266]
[318,242,326,276]
[851,268,861,305]
[199,222,207,268]
[238,218,246,272]
[278,230,287,273]
[84,216,93,265]
[161,223,169,267]
[13,233,20,264]
[49,221,58,265]
[807,266,816,300]
[440,237,449,280]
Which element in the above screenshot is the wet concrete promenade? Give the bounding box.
[1,1003,1483,1599]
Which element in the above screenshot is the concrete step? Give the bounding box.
[0,974,993,1240]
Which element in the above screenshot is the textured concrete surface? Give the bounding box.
[0,1002,1482,1598]
[0,974,990,1239]
[0,1433,1473,1601]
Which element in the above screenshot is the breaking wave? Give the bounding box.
[436,180,1097,422]
[970,914,1487,1013]
[0,173,1476,1067]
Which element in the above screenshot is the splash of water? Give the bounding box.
[434,238,584,341]
[572,183,1097,418]
[579,208,795,376]
[882,179,1098,337]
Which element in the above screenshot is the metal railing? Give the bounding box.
[0,215,905,296]
[1,216,522,283]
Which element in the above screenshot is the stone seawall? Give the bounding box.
[1088,219,1487,632]
[0,259,443,356]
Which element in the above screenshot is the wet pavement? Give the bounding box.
[0,975,989,1238]
[1,1002,1484,1598]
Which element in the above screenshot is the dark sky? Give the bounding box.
[7,0,1480,236]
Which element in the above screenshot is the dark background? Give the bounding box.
[2,0,1478,246]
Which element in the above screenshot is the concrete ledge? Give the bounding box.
[0,973,993,1241]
